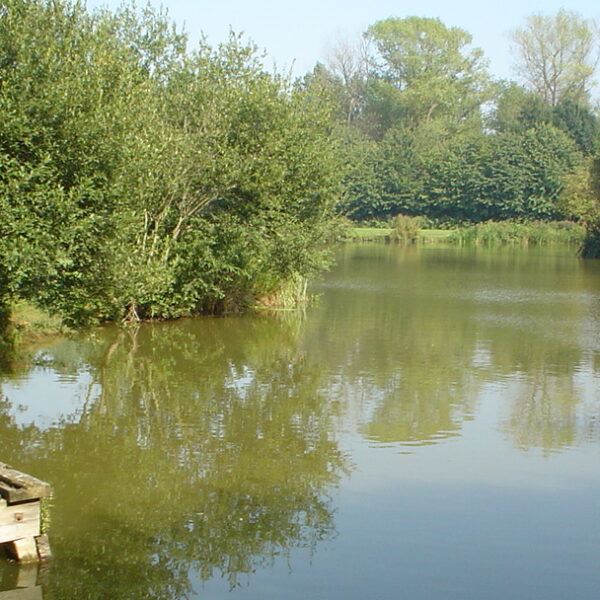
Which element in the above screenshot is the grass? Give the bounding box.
[446,221,585,246]
[419,229,453,242]
[347,227,455,244]
[10,300,67,339]
[347,222,583,246]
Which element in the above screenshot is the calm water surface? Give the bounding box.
[1,244,600,599]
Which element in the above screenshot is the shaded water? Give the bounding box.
[1,244,600,599]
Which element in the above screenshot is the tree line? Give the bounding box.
[309,10,600,228]
[2,1,600,333]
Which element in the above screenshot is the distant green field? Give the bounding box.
[348,228,453,242]
[418,229,453,241]
[347,228,392,241]
[348,223,584,245]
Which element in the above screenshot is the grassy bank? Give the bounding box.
[447,221,585,245]
[346,228,453,242]
[419,229,454,242]
[347,221,584,246]
[345,227,393,241]
[0,302,68,370]
[7,301,68,343]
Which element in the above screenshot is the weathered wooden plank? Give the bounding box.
[0,587,43,600]
[0,502,40,545]
[33,537,50,563]
[0,465,51,504]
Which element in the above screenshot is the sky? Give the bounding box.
[85,0,600,82]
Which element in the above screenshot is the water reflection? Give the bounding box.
[309,244,600,451]
[500,372,600,453]
[0,316,349,599]
[1,245,600,599]
[308,245,484,446]
[0,561,44,599]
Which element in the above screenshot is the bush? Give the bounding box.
[0,0,343,326]
[388,214,423,243]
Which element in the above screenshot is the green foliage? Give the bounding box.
[329,14,598,229]
[511,9,599,106]
[364,17,491,136]
[581,226,600,257]
[552,97,600,155]
[579,160,600,257]
[3,1,599,328]
[0,0,342,326]
[388,214,422,243]
[424,124,581,222]
[340,119,581,223]
[558,159,600,222]
[447,220,585,245]
[491,85,600,155]
[344,227,392,242]
[490,82,553,133]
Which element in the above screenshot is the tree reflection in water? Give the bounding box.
[306,244,600,450]
[0,315,350,600]
[1,245,600,598]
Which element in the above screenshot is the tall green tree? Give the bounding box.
[490,82,600,155]
[0,0,157,324]
[364,17,491,135]
[553,96,600,155]
[490,82,553,133]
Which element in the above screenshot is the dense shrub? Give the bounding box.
[0,0,342,326]
[341,123,583,224]
[388,214,422,243]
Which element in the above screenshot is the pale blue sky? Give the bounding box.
[86,0,600,82]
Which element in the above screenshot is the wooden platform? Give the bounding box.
[0,464,52,563]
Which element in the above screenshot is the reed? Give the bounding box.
[447,221,585,246]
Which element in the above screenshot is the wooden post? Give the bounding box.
[0,464,52,563]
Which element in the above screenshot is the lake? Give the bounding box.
[1,243,600,599]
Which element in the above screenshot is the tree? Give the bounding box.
[323,34,368,125]
[0,0,343,326]
[553,96,600,155]
[364,17,491,132]
[489,81,553,133]
[511,9,599,106]
[419,124,581,222]
[490,82,600,155]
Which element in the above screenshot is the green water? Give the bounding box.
[1,244,600,599]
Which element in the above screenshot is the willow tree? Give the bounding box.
[0,0,174,325]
